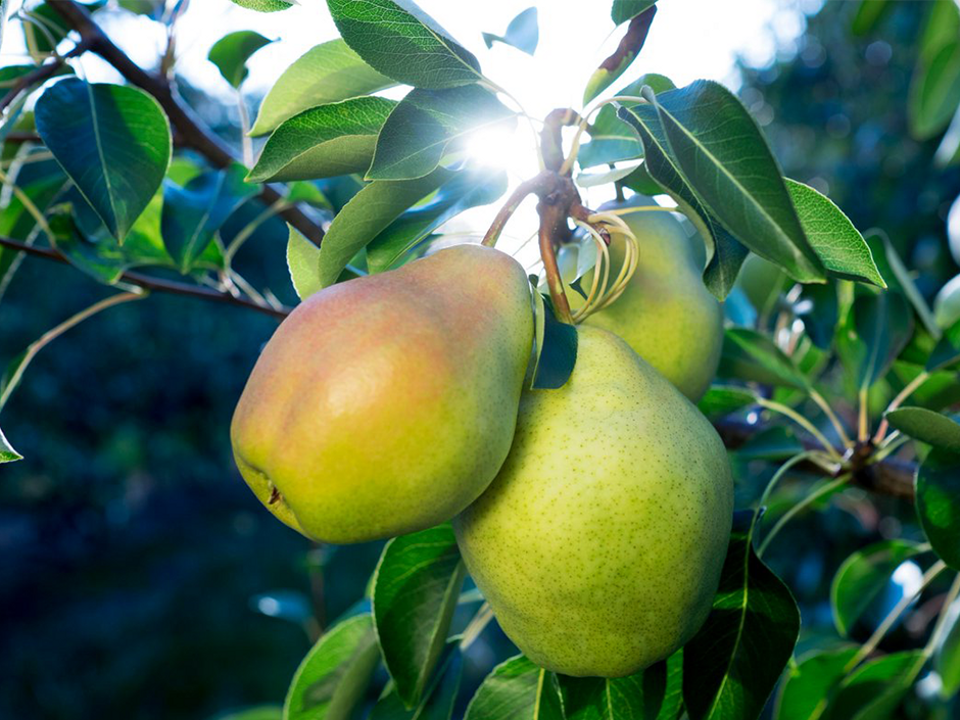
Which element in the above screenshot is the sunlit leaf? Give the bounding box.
[0,425,22,463]
[824,651,922,720]
[208,30,273,88]
[230,0,293,11]
[698,385,758,419]
[287,225,323,301]
[558,662,667,719]
[775,647,858,720]
[611,0,657,25]
[248,97,396,183]
[367,86,514,181]
[583,5,657,104]
[327,0,483,89]
[35,78,171,242]
[463,655,563,720]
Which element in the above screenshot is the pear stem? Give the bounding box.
[538,197,574,324]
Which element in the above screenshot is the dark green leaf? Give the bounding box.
[851,291,914,390]
[251,40,395,136]
[482,8,538,56]
[683,510,801,720]
[611,0,657,25]
[372,525,465,708]
[798,283,839,350]
[35,78,171,241]
[287,225,323,301]
[866,229,939,338]
[620,163,663,196]
[775,647,858,720]
[616,100,748,300]
[927,317,960,371]
[318,168,451,288]
[785,180,884,287]
[916,447,960,570]
[283,614,381,720]
[830,540,927,637]
[230,0,293,10]
[823,651,922,720]
[935,595,960,698]
[161,164,257,271]
[530,298,578,390]
[327,0,483,89]
[558,662,667,720]
[885,407,960,452]
[248,97,396,183]
[463,655,563,720]
[216,707,283,720]
[622,83,826,284]
[367,169,507,273]
[368,86,514,180]
[208,30,273,88]
[697,385,758,419]
[718,327,809,389]
[910,39,960,141]
[0,426,22,463]
[735,427,804,463]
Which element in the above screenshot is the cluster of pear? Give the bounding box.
[230,197,734,678]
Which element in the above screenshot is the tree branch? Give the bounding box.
[0,37,93,113]
[48,0,325,247]
[0,235,290,320]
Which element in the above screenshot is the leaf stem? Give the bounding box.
[459,602,494,651]
[758,398,843,462]
[757,474,850,558]
[858,387,870,442]
[756,451,825,514]
[873,371,931,445]
[809,388,854,449]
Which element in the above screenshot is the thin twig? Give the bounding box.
[0,234,289,319]
[0,38,93,114]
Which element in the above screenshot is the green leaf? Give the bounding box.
[851,0,891,35]
[317,168,450,288]
[283,614,381,720]
[697,385,758,419]
[910,39,960,141]
[286,225,323,301]
[251,40,395,137]
[927,317,960,371]
[885,407,960,452]
[611,0,657,25]
[823,651,922,720]
[326,0,483,89]
[248,97,396,183]
[785,180,884,287]
[216,707,283,720]
[230,0,293,11]
[558,662,667,720]
[482,8,538,56]
[367,169,507,273]
[830,540,926,637]
[531,299,578,390]
[935,595,960,698]
[208,31,273,88]
[798,283,840,350]
[916,448,960,570]
[718,327,809,389]
[35,78,171,242]
[583,5,657,105]
[368,86,514,181]
[161,164,258,271]
[735,426,804,462]
[622,82,826,284]
[866,230,939,338]
[683,510,801,720]
[616,99,748,300]
[775,647,858,720]
[372,525,465,708]
[463,655,563,720]
[0,425,22,463]
[851,290,914,391]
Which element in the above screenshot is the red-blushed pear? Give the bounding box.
[454,326,733,677]
[569,196,724,402]
[231,244,533,544]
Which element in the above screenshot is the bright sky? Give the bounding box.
[1,0,822,263]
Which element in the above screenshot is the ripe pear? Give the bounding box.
[454,326,733,677]
[569,196,723,402]
[231,244,533,544]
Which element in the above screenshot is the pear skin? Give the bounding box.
[231,244,533,544]
[454,326,733,677]
[573,197,724,402]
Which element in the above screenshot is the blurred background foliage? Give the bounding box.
[4,1,960,718]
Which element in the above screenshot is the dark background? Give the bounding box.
[2,1,959,718]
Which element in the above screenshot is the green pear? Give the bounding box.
[231,244,533,544]
[454,326,733,677]
[569,196,723,402]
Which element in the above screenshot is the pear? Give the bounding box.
[454,326,733,677]
[231,244,533,544]
[570,196,724,402]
